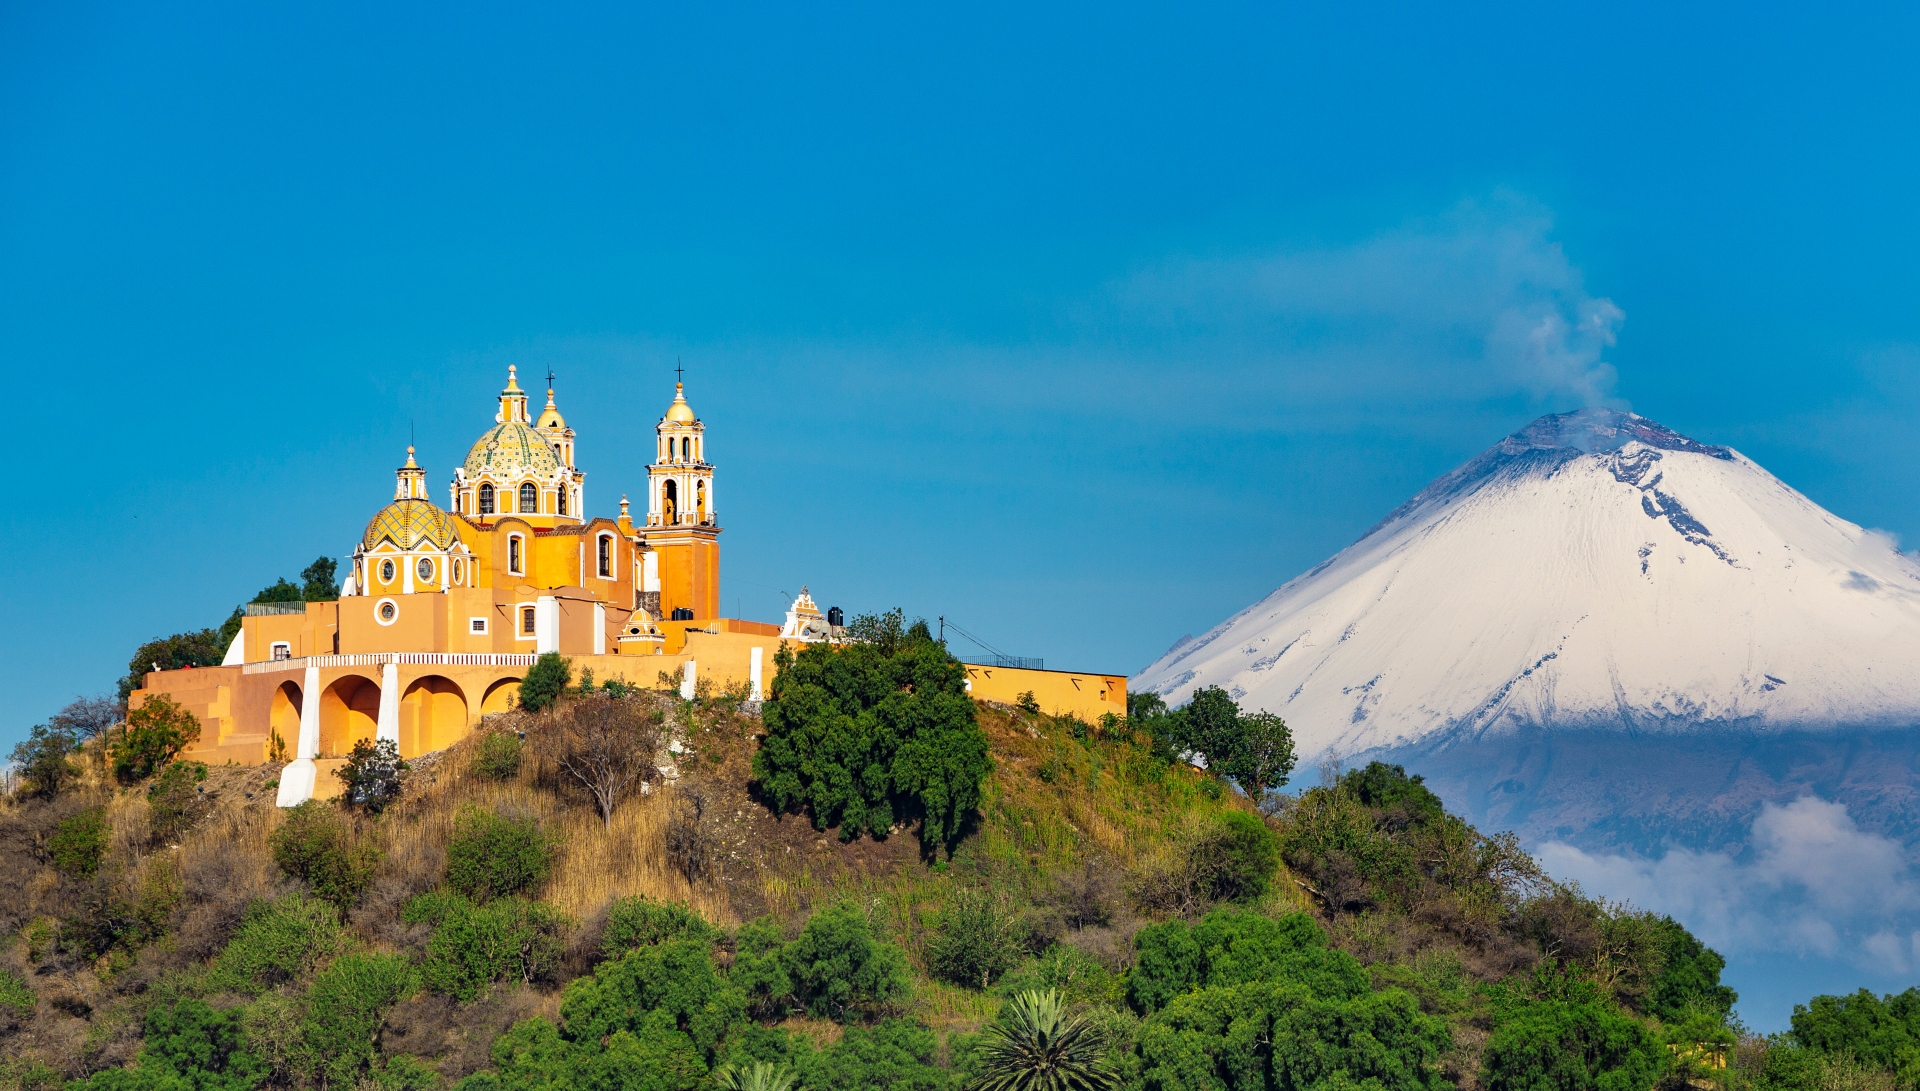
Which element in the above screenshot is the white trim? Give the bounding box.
[516,605,537,640]
[596,532,615,579]
[270,641,293,661]
[535,596,560,654]
[593,602,606,655]
[508,533,526,575]
[469,617,489,635]
[377,557,398,586]
[246,652,537,675]
[375,597,400,626]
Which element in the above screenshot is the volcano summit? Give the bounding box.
[1137,407,1920,851]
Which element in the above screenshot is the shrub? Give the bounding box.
[601,897,715,958]
[925,888,1028,990]
[335,738,408,812]
[972,989,1119,1091]
[0,968,34,1028]
[270,801,380,913]
[48,807,110,878]
[781,902,912,1022]
[147,760,210,845]
[1190,810,1280,902]
[447,807,554,902]
[10,723,80,798]
[209,894,346,991]
[536,694,661,827]
[1128,909,1367,1015]
[665,788,717,882]
[472,731,523,780]
[110,694,201,782]
[406,891,569,1002]
[754,616,990,852]
[560,936,745,1058]
[302,952,419,1088]
[72,999,267,1091]
[518,653,572,713]
[993,943,1123,1009]
[1480,996,1669,1091]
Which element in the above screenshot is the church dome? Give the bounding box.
[663,382,697,424]
[464,421,562,477]
[363,498,460,551]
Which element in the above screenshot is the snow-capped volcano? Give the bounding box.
[1136,407,1920,759]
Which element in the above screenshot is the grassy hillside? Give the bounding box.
[0,668,1907,1091]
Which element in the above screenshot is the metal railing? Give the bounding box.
[243,652,538,675]
[244,602,310,616]
[959,654,1045,671]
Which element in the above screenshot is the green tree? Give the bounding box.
[782,901,913,1022]
[1789,988,1920,1080]
[471,731,523,780]
[110,694,201,782]
[754,613,990,852]
[1480,996,1670,1091]
[48,807,110,878]
[518,653,572,713]
[1642,916,1737,1022]
[72,999,267,1091]
[300,557,339,601]
[926,887,1028,990]
[600,896,716,958]
[269,801,380,914]
[252,578,305,604]
[446,806,554,902]
[970,989,1118,1091]
[559,936,746,1058]
[405,891,568,1002]
[148,760,211,844]
[10,723,80,797]
[302,952,418,1088]
[1127,909,1367,1015]
[122,629,230,701]
[1221,711,1296,796]
[334,738,408,812]
[1160,688,1296,796]
[209,894,346,992]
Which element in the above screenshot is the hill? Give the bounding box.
[0,648,1907,1091]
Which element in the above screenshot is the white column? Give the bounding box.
[402,553,415,594]
[749,646,763,701]
[643,552,660,593]
[536,596,560,654]
[680,659,697,700]
[377,660,400,748]
[593,603,606,655]
[578,543,585,586]
[276,664,324,807]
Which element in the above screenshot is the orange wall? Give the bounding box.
[964,664,1127,722]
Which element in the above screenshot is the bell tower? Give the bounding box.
[643,377,721,620]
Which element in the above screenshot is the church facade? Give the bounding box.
[131,368,1126,807]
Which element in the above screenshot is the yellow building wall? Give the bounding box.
[963,664,1127,722]
[650,530,720,619]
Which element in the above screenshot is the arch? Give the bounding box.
[696,480,706,522]
[508,533,524,574]
[479,484,495,514]
[269,680,302,754]
[519,482,537,513]
[558,487,567,516]
[597,533,612,578]
[480,677,522,716]
[663,479,677,523]
[400,675,468,757]
[317,674,380,758]
[681,437,690,461]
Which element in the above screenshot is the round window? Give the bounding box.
[380,559,395,582]
[379,601,396,622]
[417,558,434,582]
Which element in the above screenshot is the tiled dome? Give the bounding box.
[362,498,460,551]
[463,421,561,477]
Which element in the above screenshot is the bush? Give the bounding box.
[303,952,419,1088]
[472,731,524,780]
[10,723,80,798]
[110,694,201,782]
[1480,996,1670,1091]
[209,894,346,991]
[147,760,210,845]
[48,806,110,878]
[1191,810,1281,902]
[925,888,1028,990]
[0,968,34,1027]
[406,891,568,1002]
[780,902,912,1022]
[270,801,380,913]
[754,614,990,852]
[559,936,745,1057]
[72,999,266,1091]
[518,653,572,713]
[447,807,554,902]
[601,896,715,958]
[335,738,408,812]
[1128,909,1369,1015]
[120,628,229,702]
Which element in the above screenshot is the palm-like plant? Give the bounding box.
[710,1061,801,1091]
[970,989,1119,1091]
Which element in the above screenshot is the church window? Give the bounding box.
[597,535,612,577]
[663,480,677,523]
[417,558,434,583]
[521,607,536,635]
[380,559,395,583]
[271,642,291,661]
[682,437,690,461]
[508,535,524,574]
[519,483,536,512]
[453,560,464,584]
[479,485,495,514]
[379,600,397,623]
[558,488,567,516]
[470,617,487,634]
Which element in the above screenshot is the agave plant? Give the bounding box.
[970,989,1119,1091]
[710,1061,801,1091]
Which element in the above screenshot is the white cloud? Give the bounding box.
[1539,797,1920,975]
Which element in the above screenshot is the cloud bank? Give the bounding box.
[1539,797,1920,977]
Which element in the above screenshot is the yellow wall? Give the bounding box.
[963,663,1126,722]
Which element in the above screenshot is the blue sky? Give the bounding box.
[4,1,1919,1021]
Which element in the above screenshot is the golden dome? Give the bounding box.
[363,498,459,551]
[535,385,566,431]
[464,421,562,476]
[663,382,697,424]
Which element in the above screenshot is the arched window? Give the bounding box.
[597,535,612,578]
[416,558,434,583]
[663,479,677,523]
[682,437,690,461]
[519,483,537,512]
[380,559,396,583]
[558,488,567,516]
[696,481,706,521]
[508,535,524,574]
[479,484,495,514]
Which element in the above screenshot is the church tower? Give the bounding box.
[643,379,721,620]
[449,366,586,527]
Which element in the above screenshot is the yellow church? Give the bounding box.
[133,369,1126,806]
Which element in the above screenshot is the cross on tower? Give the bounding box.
[676,359,684,384]
[545,368,555,389]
